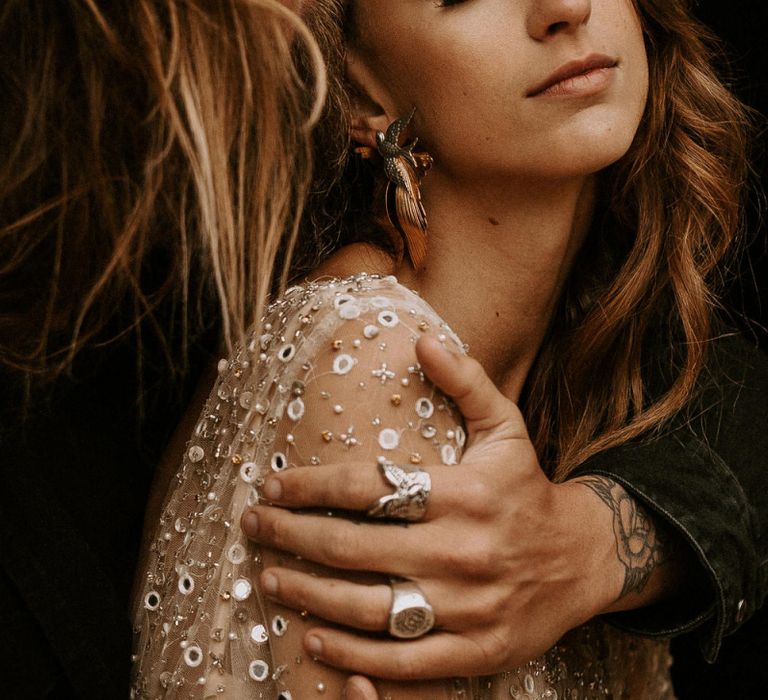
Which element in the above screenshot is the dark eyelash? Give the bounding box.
[435,0,466,7]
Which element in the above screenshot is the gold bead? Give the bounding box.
[321,431,333,443]
[418,320,430,331]
[410,453,422,465]
[231,454,243,465]
[332,339,343,351]
[390,394,402,407]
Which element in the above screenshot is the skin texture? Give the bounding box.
[349,0,649,181]
[242,0,680,693]
[346,0,649,397]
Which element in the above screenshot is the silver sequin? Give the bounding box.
[250,625,269,644]
[378,428,400,450]
[187,445,205,463]
[183,645,203,668]
[271,452,288,472]
[415,397,435,419]
[248,659,270,682]
[332,354,355,375]
[232,578,252,601]
[240,461,258,483]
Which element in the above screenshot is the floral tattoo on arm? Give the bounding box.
[578,476,670,599]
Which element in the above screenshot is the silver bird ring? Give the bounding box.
[388,578,435,639]
[367,461,432,522]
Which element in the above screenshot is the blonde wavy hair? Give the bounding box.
[301,0,753,478]
[0,0,325,379]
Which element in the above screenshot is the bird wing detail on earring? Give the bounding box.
[386,158,429,270]
[375,109,433,271]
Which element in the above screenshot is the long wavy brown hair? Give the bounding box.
[299,0,753,478]
[0,0,325,381]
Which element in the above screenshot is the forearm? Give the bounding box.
[571,434,763,659]
[566,331,768,659]
[566,475,691,615]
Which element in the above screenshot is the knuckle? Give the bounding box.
[391,650,424,680]
[466,357,487,383]
[453,537,497,577]
[484,633,509,669]
[344,469,375,506]
[312,477,336,507]
[266,514,290,550]
[468,631,509,673]
[486,591,511,623]
[280,574,309,608]
[460,479,495,519]
[457,358,485,395]
[357,598,386,629]
[320,525,356,567]
[439,542,474,577]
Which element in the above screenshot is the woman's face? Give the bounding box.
[348,0,649,182]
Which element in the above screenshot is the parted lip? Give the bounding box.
[527,54,618,97]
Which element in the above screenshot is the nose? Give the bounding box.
[527,0,592,41]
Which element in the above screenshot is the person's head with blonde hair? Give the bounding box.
[0,0,326,381]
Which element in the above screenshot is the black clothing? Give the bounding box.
[0,338,212,699]
[575,331,768,660]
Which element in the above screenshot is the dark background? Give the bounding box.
[699,0,768,346]
[672,2,768,697]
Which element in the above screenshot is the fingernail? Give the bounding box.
[342,685,364,700]
[306,634,323,656]
[261,572,278,595]
[263,477,282,501]
[343,680,368,700]
[242,511,259,536]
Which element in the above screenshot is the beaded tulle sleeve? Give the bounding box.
[131,274,675,700]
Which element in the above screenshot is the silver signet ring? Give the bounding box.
[388,578,435,639]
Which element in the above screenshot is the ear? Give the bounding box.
[346,48,397,148]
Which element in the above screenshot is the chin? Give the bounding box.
[546,117,641,177]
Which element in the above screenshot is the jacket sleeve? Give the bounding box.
[571,330,768,662]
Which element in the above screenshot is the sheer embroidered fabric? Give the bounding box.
[131,274,675,699]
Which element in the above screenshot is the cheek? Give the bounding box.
[397,56,528,169]
[620,24,650,147]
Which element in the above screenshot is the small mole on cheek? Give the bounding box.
[495,311,500,318]
[488,217,500,226]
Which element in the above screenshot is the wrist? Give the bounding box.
[566,475,687,615]
[554,479,626,619]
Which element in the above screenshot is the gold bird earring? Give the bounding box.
[358,109,433,270]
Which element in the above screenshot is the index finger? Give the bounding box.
[261,461,469,521]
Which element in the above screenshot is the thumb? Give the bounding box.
[343,675,378,699]
[416,336,527,439]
